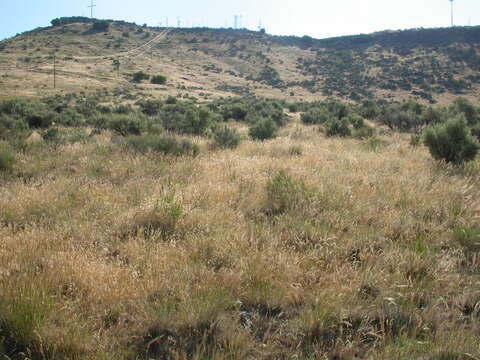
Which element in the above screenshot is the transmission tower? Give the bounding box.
[88,0,96,19]
[449,0,454,27]
[234,15,242,29]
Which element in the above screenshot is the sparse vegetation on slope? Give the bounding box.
[0,19,479,103]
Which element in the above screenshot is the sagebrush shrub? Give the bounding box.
[264,170,312,216]
[325,118,351,137]
[106,115,144,136]
[151,75,167,85]
[129,198,183,238]
[301,107,332,125]
[26,111,56,129]
[132,71,150,83]
[212,125,241,149]
[127,135,199,156]
[160,105,214,135]
[0,144,15,172]
[353,124,375,139]
[453,226,480,252]
[42,127,64,149]
[423,115,479,164]
[91,20,110,32]
[249,118,277,141]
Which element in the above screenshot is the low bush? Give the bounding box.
[165,96,177,105]
[94,114,145,136]
[127,197,183,238]
[470,123,480,141]
[42,127,64,149]
[345,113,365,130]
[26,111,56,128]
[264,170,313,216]
[160,105,216,136]
[90,20,110,33]
[423,115,479,164]
[249,118,277,141]
[0,143,15,172]
[325,118,352,137]
[137,100,163,116]
[211,125,241,149]
[57,107,85,127]
[453,226,480,252]
[288,104,299,113]
[0,114,29,140]
[132,71,150,83]
[151,75,167,85]
[301,107,332,125]
[127,135,199,156]
[353,124,375,139]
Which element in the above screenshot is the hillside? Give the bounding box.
[1,17,480,104]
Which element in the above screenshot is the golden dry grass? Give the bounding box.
[1,118,479,359]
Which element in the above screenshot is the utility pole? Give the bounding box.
[177,17,181,28]
[53,53,56,89]
[88,0,96,19]
[113,57,120,77]
[449,0,454,28]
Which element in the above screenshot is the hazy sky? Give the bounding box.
[1,0,479,41]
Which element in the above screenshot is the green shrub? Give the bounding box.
[363,136,388,152]
[452,97,479,126]
[301,107,332,125]
[132,71,150,83]
[151,75,167,85]
[453,226,480,252]
[221,104,248,121]
[137,100,163,116]
[249,118,277,141]
[471,123,480,141]
[353,124,375,139]
[0,144,15,172]
[264,170,312,216]
[129,196,183,238]
[26,111,56,129]
[287,104,298,113]
[90,20,110,32]
[0,114,28,140]
[127,135,199,156]
[58,107,85,126]
[410,134,422,147]
[423,115,479,164]
[107,115,144,136]
[212,125,241,149]
[160,105,214,135]
[165,96,177,105]
[42,127,64,149]
[345,113,365,129]
[420,107,446,127]
[325,118,352,137]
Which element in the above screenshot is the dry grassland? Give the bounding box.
[1,118,479,359]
